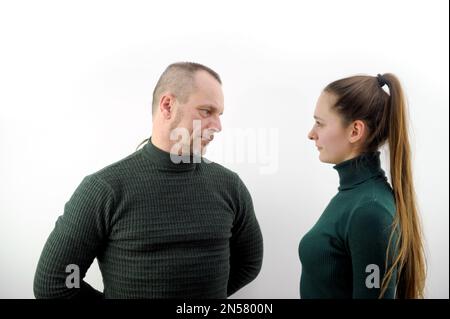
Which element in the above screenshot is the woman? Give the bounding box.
[299,73,426,298]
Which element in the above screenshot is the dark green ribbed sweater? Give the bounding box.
[34,139,263,298]
[299,152,398,299]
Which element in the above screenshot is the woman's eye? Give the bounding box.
[315,121,322,127]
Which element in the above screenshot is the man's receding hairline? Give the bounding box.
[151,62,221,114]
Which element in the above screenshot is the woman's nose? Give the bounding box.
[308,130,315,140]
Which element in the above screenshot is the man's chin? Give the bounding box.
[198,145,208,156]
[191,144,208,156]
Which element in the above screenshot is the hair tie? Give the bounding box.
[377,74,387,87]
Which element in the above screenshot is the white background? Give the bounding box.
[0,0,448,298]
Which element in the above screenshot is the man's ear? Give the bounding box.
[159,94,175,120]
[348,120,366,144]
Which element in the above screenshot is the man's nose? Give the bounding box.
[211,116,222,133]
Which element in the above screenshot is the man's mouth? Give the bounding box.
[202,134,214,142]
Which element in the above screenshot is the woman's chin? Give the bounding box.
[318,152,334,164]
[318,151,325,162]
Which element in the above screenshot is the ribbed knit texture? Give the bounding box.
[34,138,263,299]
[299,152,398,298]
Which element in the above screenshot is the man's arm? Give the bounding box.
[227,175,263,297]
[33,175,114,299]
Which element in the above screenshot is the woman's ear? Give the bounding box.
[347,120,366,144]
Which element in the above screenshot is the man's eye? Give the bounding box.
[200,109,211,116]
[315,121,322,126]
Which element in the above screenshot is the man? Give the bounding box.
[33,62,263,298]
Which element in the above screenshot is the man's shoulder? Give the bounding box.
[200,159,240,180]
[88,149,143,185]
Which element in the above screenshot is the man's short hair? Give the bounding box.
[152,62,222,115]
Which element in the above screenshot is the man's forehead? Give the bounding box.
[189,87,224,108]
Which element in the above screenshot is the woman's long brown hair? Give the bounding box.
[324,73,426,298]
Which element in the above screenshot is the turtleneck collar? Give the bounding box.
[333,152,386,191]
[141,137,201,171]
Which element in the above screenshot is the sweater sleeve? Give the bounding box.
[33,174,114,299]
[347,201,398,299]
[227,175,263,296]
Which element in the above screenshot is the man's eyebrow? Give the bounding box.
[198,104,224,115]
[313,115,324,121]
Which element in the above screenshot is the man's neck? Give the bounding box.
[150,132,173,154]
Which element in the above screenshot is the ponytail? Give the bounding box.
[379,74,426,298]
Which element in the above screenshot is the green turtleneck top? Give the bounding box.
[34,138,263,298]
[299,152,398,299]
